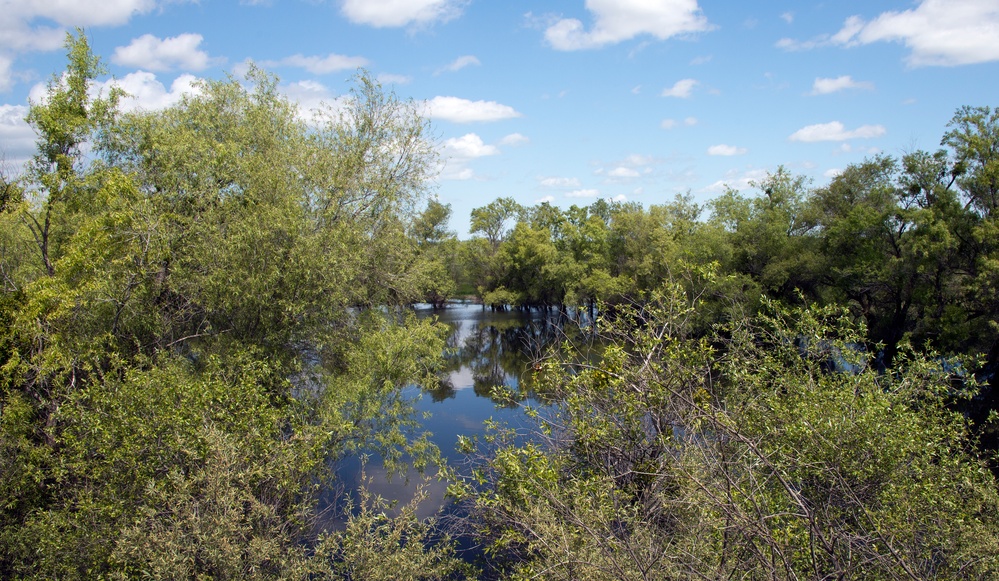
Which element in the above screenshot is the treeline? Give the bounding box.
[427,111,999,403]
[2,33,999,579]
[424,105,999,578]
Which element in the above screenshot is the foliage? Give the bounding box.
[0,32,455,579]
[452,274,999,579]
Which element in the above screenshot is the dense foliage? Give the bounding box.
[449,280,999,579]
[2,33,998,580]
[0,33,467,579]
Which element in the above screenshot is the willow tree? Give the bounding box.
[0,32,466,579]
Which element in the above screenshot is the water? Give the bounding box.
[330,301,576,520]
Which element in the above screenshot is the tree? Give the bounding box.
[451,275,999,580]
[22,30,121,277]
[0,33,454,578]
[944,105,999,217]
[411,199,459,307]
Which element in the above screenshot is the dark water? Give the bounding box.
[330,301,578,520]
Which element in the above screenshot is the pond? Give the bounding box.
[329,301,583,521]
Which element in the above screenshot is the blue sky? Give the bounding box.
[2,0,998,236]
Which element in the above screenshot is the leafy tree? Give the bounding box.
[451,274,999,580]
[0,33,454,579]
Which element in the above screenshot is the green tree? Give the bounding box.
[0,33,455,579]
[452,276,999,580]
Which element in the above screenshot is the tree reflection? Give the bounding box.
[427,305,585,405]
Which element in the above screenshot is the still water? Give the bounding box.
[333,301,577,519]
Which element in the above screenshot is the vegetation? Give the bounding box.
[2,33,998,579]
[0,33,465,579]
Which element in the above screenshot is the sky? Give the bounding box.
[1,0,998,236]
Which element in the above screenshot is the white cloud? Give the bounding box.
[704,168,769,193]
[437,55,480,74]
[340,0,465,28]
[425,96,521,123]
[261,52,368,75]
[661,78,698,98]
[499,133,529,146]
[611,194,628,202]
[624,154,655,167]
[810,75,874,95]
[0,23,64,53]
[824,168,843,178]
[788,121,886,142]
[608,166,640,178]
[779,0,999,66]
[664,117,699,130]
[535,195,556,204]
[377,73,412,85]
[442,133,498,159]
[112,33,220,72]
[566,188,600,198]
[0,55,15,92]
[689,54,712,65]
[544,0,712,51]
[780,12,794,24]
[834,0,999,66]
[280,80,344,124]
[707,144,747,156]
[540,176,582,188]
[89,71,201,112]
[442,166,475,181]
[0,104,36,166]
[6,0,157,29]
[0,0,167,74]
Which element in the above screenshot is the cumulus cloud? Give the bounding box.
[608,166,640,178]
[442,133,499,159]
[279,80,347,124]
[540,176,582,188]
[438,132,505,182]
[442,166,474,181]
[425,96,521,123]
[661,78,698,98]
[778,0,999,66]
[0,104,36,166]
[260,52,368,75]
[112,33,221,72]
[566,188,601,198]
[824,168,843,179]
[0,0,170,85]
[704,168,770,193]
[543,0,712,51]
[707,144,747,156]
[661,117,697,129]
[0,55,15,92]
[499,133,529,146]
[0,25,64,55]
[810,75,874,95]
[436,55,480,74]
[535,195,556,204]
[6,0,157,29]
[90,71,201,112]
[340,0,465,28]
[788,121,886,142]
